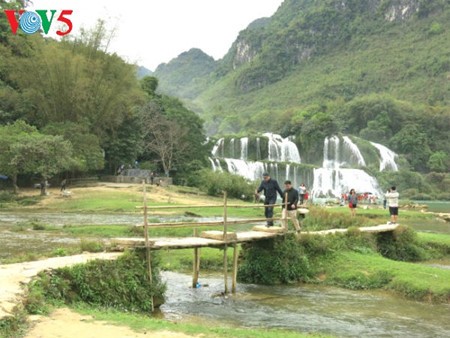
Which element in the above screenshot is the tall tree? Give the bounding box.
[11,133,73,195]
[140,103,188,176]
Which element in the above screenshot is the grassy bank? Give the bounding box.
[321,251,450,302]
[71,304,331,338]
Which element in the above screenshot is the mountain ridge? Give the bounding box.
[152,0,450,174]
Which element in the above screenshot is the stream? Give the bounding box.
[160,271,450,337]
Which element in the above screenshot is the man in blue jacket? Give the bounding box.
[255,172,283,227]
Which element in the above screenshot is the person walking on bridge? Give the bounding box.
[256,172,283,227]
[282,180,302,233]
[385,186,399,224]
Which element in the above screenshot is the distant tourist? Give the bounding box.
[385,186,399,224]
[255,172,283,227]
[60,179,67,192]
[383,189,389,209]
[117,164,125,175]
[150,172,154,185]
[348,189,358,217]
[282,180,301,233]
[299,183,307,205]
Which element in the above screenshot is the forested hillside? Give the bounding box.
[155,0,450,176]
[0,0,208,190]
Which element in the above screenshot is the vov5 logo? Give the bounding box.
[4,9,73,36]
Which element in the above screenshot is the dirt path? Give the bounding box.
[0,253,121,319]
[25,308,198,338]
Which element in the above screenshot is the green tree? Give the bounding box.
[390,124,431,172]
[11,133,73,195]
[9,24,144,139]
[427,151,449,172]
[0,121,73,194]
[141,76,159,97]
[43,122,104,172]
[0,120,35,192]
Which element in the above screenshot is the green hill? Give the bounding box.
[153,0,450,175]
[154,48,217,99]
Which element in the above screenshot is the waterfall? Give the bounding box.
[343,136,366,167]
[211,138,224,157]
[313,135,381,198]
[312,168,381,198]
[370,141,399,171]
[240,137,249,160]
[208,157,216,172]
[224,159,265,181]
[263,133,301,163]
[210,133,396,199]
[230,138,235,159]
[323,136,340,169]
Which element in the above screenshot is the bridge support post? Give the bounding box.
[231,243,239,293]
[192,228,201,288]
[142,180,154,312]
[223,192,228,294]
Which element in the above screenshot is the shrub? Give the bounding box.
[32,222,46,231]
[52,248,68,257]
[190,169,255,200]
[238,235,313,284]
[376,226,427,261]
[80,240,104,253]
[29,250,166,312]
[0,191,15,202]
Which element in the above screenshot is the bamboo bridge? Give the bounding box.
[112,182,400,310]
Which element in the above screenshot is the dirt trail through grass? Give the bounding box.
[0,253,121,319]
[25,308,197,338]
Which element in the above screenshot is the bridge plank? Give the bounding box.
[112,224,400,250]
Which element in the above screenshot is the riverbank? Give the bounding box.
[1,183,449,337]
[24,306,329,338]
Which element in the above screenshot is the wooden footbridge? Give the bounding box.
[113,183,400,311]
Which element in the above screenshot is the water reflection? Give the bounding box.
[161,272,450,337]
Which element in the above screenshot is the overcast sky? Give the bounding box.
[30,0,283,70]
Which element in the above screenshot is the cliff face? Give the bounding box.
[222,0,442,92]
[153,0,448,109]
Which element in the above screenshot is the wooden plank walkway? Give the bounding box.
[112,223,400,250]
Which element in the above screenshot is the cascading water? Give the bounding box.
[229,138,235,159]
[210,134,399,199]
[240,137,249,160]
[210,134,304,186]
[211,138,224,158]
[342,136,366,167]
[263,133,301,163]
[370,141,398,171]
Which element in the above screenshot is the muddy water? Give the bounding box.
[160,272,450,337]
[0,212,230,227]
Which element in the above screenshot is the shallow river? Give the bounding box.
[160,271,450,337]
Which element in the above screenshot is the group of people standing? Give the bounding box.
[255,173,307,233]
[347,187,400,224]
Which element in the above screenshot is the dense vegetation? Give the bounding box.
[154,0,450,181]
[0,0,209,190]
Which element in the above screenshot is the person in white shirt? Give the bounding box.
[385,186,399,224]
[298,183,307,205]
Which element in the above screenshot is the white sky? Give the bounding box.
[30,0,283,70]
